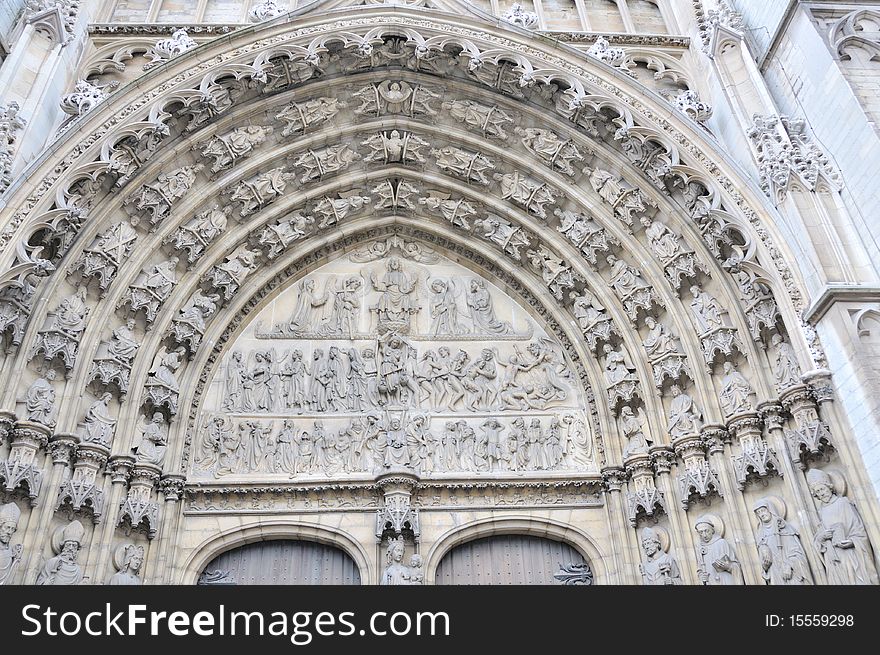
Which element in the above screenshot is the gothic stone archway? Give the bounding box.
[0,4,877,587]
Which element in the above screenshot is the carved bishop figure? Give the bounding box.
[694,515,743,585]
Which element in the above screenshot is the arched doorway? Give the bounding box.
[435,534,591,585]
[198,539,362,585]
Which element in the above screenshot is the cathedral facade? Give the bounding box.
[0,0,878,586]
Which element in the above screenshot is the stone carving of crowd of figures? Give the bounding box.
[194,412,595,478]
[263,265,527,340]
[221,336,572,415]
[0,508,146,585]
[639,470,880,586]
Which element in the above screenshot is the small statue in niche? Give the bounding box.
[770,333,802,390]
[752,497,813,585]
[807,469,879,585]
[639,527,682,585]
[0,502,22,585]
[718,362,755,417]
[37,520,86,586]
[380,537,422,585]
[666,385,703,439]
[693,515,743,585]
[133,412,168,467]
[81,392,116,446]
[108,543,144,585]
[25,369,58,426]
[619,406,650,459]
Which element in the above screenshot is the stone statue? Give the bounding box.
[603,344,636,387]
[639,527,682,585]
[287,278,328,335]
[0,502,22,585]
[642,316,681,359]
[37,520,85,585]
[199,125,273,173]
[107,318,139,363]
[770,333,802,389]
[370,257,419,333]
[109,543,144,585]
[223,351,246,411]
[145,345,185,414]
[431,145,495,185]
[666,385,703,438]
[466,278,512,335]
[493,171,557,219]
[689,285,727,332]
[753,497,813,585]
[429,278,463,336]
[472,215,531,260]
[718,362,754,417]
[572,289,606,329]
[620,405,650,459]
[807,469,879,585]
[320,276,361,339]
[380,537,422,585]
[133,412,168,467]
[694,515,743,585]
[25,369,57,426]
[81,392,116,446]
[442,99,513,139]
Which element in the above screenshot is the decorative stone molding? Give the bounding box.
[675,434,722,510]
[501,4,539,31]
[625,453,666,526]
[0,421,51,505]
[56,442,108,523]
[23,0,80,45]
[747,114,842,202]
[159,474,186,502]
[143,29,197,70]
[829,9,880,62]
[695,0,744,50]
[586,37,627,69]
[673,90,712,124]
[728,412,782,490]
[0,103,27,195]
[249,0,288,22]
[117,463,161,539]
[60,80,118,118]
[375,472,420,541]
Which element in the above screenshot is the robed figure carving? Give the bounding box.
[753,497,813,585]
[370,257,418,333]
[807,469,879,585]
[37,521,86,586]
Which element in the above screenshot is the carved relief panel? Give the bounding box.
[192,240,597,481]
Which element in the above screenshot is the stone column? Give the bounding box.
[153,474,185,584]
[19,429,76,583]
[651,446,699,585]
[758,399,826,584]
[601,466,633,584]
[92,455,134,580]
[67,442,111,580]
